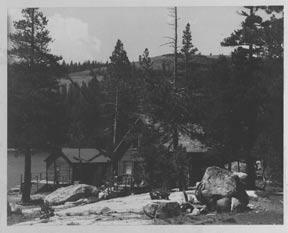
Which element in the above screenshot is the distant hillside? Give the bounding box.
[58,67,106,88]
[134,53,226,70]
[150,53,223,69]
[58,54,229,88]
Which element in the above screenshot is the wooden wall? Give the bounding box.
[46,156,72,184]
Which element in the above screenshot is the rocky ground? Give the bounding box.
[7,188,283,226]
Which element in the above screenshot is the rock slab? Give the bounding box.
[143,201,181,219]
[44,184,98,205]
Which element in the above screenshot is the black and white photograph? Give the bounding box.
[1,0,286,228]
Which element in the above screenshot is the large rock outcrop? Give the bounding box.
[195,166,249,212]
[44,184,98,206]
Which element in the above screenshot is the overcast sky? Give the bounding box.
[8,7,244,63]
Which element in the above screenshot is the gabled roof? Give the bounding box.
[112,118,142,161]
[113,116,209,162]
[45,148,110,165]
[61,148,110,163]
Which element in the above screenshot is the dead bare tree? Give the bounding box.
[113,87,119,147]
[161,7,189,199]
[161,7,179,88]
[161,7,180,151]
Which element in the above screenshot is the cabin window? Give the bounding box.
[123,161,133,175]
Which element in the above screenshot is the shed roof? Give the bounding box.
[163,133,208,153]
[120,147,144,162]
[177,134,208,152]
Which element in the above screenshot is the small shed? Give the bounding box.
[116,146,145,186]
[45,148,111,186]
[118,147,144,174]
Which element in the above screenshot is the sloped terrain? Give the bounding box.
[10,189,283,226]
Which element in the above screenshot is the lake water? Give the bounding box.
[7,150,50,190]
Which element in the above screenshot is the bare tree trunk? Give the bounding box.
[113,87,119,146]
[261,159,267,190]
[172,7,184,196]
[112,88,119,177]
[248,7,254,62]
[173,6,178,88]
[172,126,179,150]
[53,160,57,184]
[30,8,35,68]
[228,162,232,171]
[245,6,256,190]
[22,148,31,203]
[172,7,179,151]
[246,157,256,189]
[22,9,35,204]
[185,54,188,83]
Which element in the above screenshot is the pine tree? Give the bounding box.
[221,6,264,61]
[260,6,283,59]
[181,23,198,82]
[69,61,73,72]
[103,39,136,175]
[250,6,283,183]
[8,8,65,202]
[139,48,153,71]
[9,9,61,66]
[221,6,268,188]
[109,39,130,74]
[109,40,130,146]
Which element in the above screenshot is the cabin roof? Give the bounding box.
[61,148,110,163]
[45,148,110,166]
